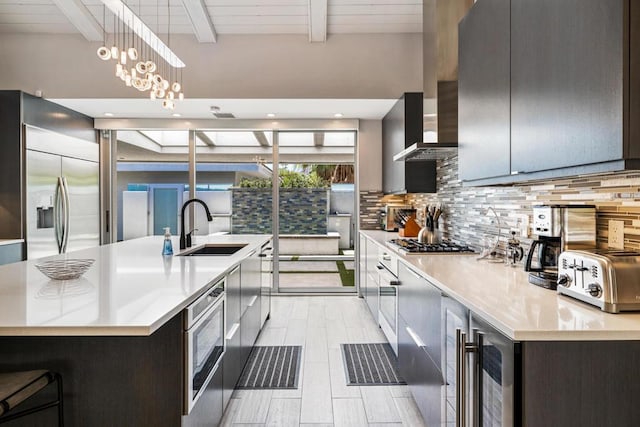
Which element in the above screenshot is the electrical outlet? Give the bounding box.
[608,220,625,250]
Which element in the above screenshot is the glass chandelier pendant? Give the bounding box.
[153,74,163,86]
[168,91,174,100]
[179,92,184,101]
[97,46,111,60]
[162,79,169,90]
[136,62,147,74]
[115,63,123,77]
[150,90,156,100]
[171,82,181,92]
[111,46,119,60]
[127,47,138,61]
[146,61,156,73]
[125,74,132,87]
[120,50,127,65]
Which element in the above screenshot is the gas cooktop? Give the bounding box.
[388,239,474,254]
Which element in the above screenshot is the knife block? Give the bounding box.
[399,217,420,238]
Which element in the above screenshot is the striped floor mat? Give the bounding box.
[341,343,406,385]
[237,346,302,389]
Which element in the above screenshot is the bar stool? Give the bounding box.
[0,370,63,425]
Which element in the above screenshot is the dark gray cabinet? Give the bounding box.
[382,93,436,194]
[397,263,441,363]
[397,262,442,424]
[511,0,624,173]
[259,241,272,328]
[458,0,511,181]
[397,317,443,427]
[458,0,640,185]
[240,249,261,316]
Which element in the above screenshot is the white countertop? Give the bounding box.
[361,230,640,341]
[0,234,270,337]
[0,239,24,246]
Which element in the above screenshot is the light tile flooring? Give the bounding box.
[220,296,427,427]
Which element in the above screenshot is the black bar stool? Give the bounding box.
[0,370,63,425]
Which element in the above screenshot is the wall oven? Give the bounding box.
[378,261,399,355]
[184,278,225,414]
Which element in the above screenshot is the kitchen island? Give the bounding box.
[0,234,271,426]
[361,230,640,427]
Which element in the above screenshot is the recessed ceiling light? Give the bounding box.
[172,113,181,117]
[266,113,276,118]
[334,113,343,118]
[104,112,114,117]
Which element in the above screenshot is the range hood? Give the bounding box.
[394,0,473,162]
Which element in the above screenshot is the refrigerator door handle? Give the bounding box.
[54,177,64,254]
[60,177,70,253]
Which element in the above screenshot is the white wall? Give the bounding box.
[0,33,422,99]
[358,119,383,191]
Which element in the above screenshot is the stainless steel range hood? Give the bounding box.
[394,0,473,162]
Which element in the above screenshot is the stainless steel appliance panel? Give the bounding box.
[470,313,515,427]
[441,294,469,426]
[26,150,62,259]
[398,316,443,426]
[61,156,99,253]
[240,296,261,363]
[226,266,241,326]
[222,319,241,409]
[398,263,441,364]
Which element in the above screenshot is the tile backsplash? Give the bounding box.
[361,155,640,252]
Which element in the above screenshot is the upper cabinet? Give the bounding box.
[382,93,437,194]
[459,0,640,185]
[458,0,511,181]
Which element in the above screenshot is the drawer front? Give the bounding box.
[223,320,242,409]
[397,317,443,426]
[226,266,241,326]
[398,263,441,363]
[240,297,261,363]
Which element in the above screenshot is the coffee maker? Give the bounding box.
[524,205,596,289]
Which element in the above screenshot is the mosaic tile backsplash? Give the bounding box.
[233,188,328,234]
[361,155,640,253]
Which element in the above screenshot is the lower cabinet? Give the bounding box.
[397,317,443,427]
[364,237,380,319]
[222,320,241,409]
[240,295,261,364]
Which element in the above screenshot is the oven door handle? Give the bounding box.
[377,264,400,285]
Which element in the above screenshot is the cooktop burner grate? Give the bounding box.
[388,239,474,253]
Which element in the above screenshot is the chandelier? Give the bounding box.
[96,0,185,110]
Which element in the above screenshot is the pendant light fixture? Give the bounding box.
[96,0,185,109]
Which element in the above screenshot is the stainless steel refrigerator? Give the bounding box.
[25,125,99,259]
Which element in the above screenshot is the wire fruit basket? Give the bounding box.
[35,259,95,281]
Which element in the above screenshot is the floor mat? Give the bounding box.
[341,343,406,385]
[237,346,302,389]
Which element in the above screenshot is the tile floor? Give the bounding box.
[220,296,427,426]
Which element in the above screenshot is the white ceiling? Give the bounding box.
[51,97,399,119]
[0,0,422,37]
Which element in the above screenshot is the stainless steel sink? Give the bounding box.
[179,244,247,256]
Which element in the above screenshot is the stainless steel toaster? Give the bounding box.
[557,250,640,313]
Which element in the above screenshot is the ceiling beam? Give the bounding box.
[52,0,104,41]
[313,132,325,146]
[181,0,217,43]
[196,131,215,146]
[252,131,271,147]
[308,0,328,43]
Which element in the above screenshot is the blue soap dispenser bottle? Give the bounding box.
[162,227,174,256]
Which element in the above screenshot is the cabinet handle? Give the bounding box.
[226,322,240,340]
[510,170,524,175]
[247,250,257,257]
[405,327,425,348]
[456,329,465,427]
[229,265,239,276]
[455,328,478,427]
[248,295,258,307]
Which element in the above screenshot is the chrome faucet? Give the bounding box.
[180,199,212,249]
